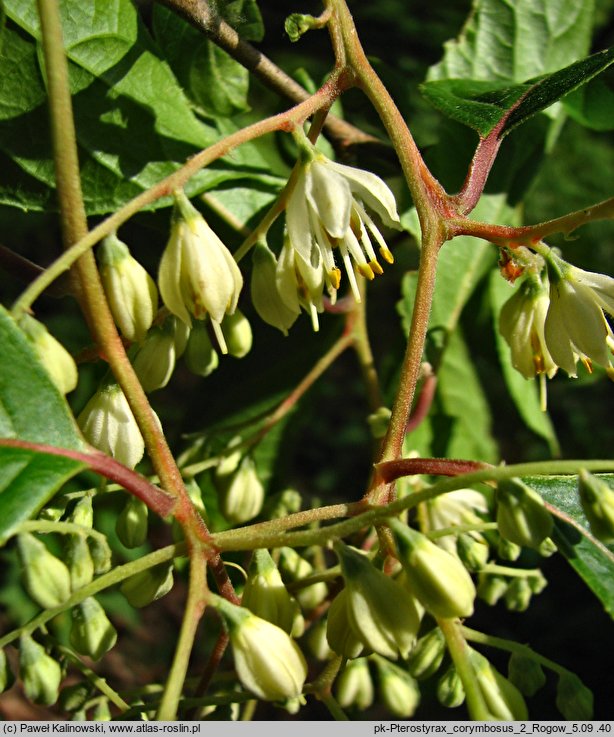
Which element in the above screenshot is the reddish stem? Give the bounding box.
[375,457,491,485]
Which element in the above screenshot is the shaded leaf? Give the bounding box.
[527,474,614,619]
[564,72,614,130]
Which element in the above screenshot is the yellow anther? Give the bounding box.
[329,268,342,290]
[380,246,394,264]
[357,263,375,280]
[370,260,384,276]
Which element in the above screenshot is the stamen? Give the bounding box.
[357,263,375,280]
[370,260,384,276]
[329,268,342,290]
[340,244,361,303]
[380,245,394,264]
[211,319,228,355]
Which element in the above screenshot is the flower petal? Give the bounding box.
[286,172,314,262]
[306,159,352,239]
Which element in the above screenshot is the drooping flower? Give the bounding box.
[251,241,299,335]
[276,236,327,331]
[285,139,401,304]
[499,272,557,380]
[158,190,243,352]
[544,254,614,376]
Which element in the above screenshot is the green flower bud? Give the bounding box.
[0,648,15,693]
[184,319,219,377]
[305,618,332,661]
[170,315,190,357]
[508,652,546,697]
[367,407,392,439]
[469,648,528,721]
[504,577,532,612]
[496,478,553,550]
[88,535,112,575]
[132,323,176,392]
[19,634,62,706]
[278,547,327,611]
[336,657,373,710]
[537,537,557,557]
[18,533,71,609]
[497,537,521,561]
[19,314,78,395]
[334,542,420,660]
[217,456,264,525]
[116,497,149,549]
[221,309,253,358]
[93,699,112,721]
[214,596,307,701]
[437,665,465,708]
[528,570,547,594]
[66,534,94,591]
[578,470,614,544]
[70,597,117,660]
[78,382,145,469]
[556,673,593,720]
[242,549,304,636]
[121,563,174,608]
[264,488,302,520]
[98,234,158,343]
[251,242,298,335]
[59,683,90,712]
[477,574,509,606]
[390,520,476,619]
[326,589,366,659]
[70,495,94,528]
[406,627,446,680]
[373,655,420,718]
[457,533,489,571]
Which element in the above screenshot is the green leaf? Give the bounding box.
[563,73,614,130]
[527,474,614,618]
[421,48,614,138]
[488,271,559,454]
[428,0,594,83]
[0,445,84,545]
[0,305,83,450]
[0,0,275,214]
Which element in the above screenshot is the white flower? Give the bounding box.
[276,237,327,331]
[544,257,614,376]
[158,191,243,345]
[98,234,158,343]
[499,274,557,380]
[78,382,145,468]
[286,144,401,303]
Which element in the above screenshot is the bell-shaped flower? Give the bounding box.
[333,542,421,659]
[285,138,401,303]
[19,314,78,395]
[276,236,328,331]
[499,272,557,380]
[78,381,146,468]
[98,234,158,343]
[251,242,299,335]
[544,254,614,376]
[158,190,243,348]
[212,595,307,702]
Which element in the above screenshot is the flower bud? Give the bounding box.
[406,627,446,680]
[19,634,62,706]
[264,489,302,520]
[367,407,392,439]
[98,234,158,343]
[508,652,546,697]
[326,589,365,659]
[477,574,509,606]
[19,314,78,395]
[278,547,327,611]
[170,315,190,357]
[497,537,521,561]
[88,535,112,575]
[457,533,489,571]
[437,665,465,708]
[242,549,303,636]
[18,533,71,609]
[496,478,553,550]
[305,618,332,661]
[251,242,298,335]
[528,570,547,594]
[373,656,420,718]
[131,323,176,392]
[504,577,533,612]
[334,542,420,659]
[184,319,219,377]
[578,470,614,544]
[390,520,476,619]
[0,648,14,693]
[537,537,557,557]
[70,597,117,660]
[213,596,307,701]
[78,382,145,469]
[217,456,264,525]
[121,563,174,608]
[221,309,253,358]
[556,673,593,720]
[58,682,90,713]
[158,190,243,329]
[469,648,528,720]
[336,657,373,710]
[93,700,112,721]
[116,497,149,549]
[66,496,95,590]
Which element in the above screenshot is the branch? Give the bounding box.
[156,0,377,149]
